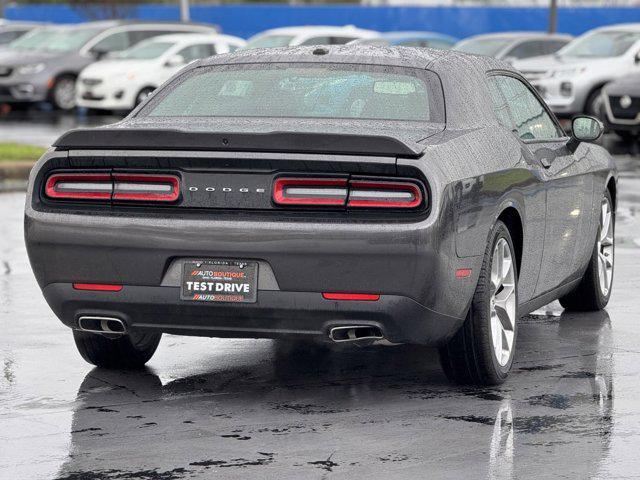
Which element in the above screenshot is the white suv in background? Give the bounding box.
[243,25,378,49]
[515,23,640,117]
[76,33,245,111]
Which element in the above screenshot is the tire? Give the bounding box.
[73,330,162,369]
[135,87,155,107]
[560,190,614,311]
[439,220,519,385]
[585,88,604,118]
[50,75,77,111]
[614,130,636,143]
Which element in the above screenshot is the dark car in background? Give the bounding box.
[602,73,640,140]
[350,31,458,49]
[0,20,217,110]
[25,46,616,385]
[454,31,572,62]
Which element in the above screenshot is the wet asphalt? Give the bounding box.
[1,114,640,479]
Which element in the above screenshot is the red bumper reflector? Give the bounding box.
[73,283,123,292]
[455,269,472,278]
[322,293,380,301]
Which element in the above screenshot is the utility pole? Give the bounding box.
[548,0,558,34]
[180,0,190,22]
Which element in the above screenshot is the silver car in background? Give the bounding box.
[454,31,572,62]
[515,23,640,117]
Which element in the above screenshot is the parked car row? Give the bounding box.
[2,18,640,138]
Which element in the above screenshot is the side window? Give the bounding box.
[428,40,455,50]
[129,29,180,45]
[487,77,515,130]
[542,40,569,55]
[505,41,544,59]
[177,44,216,63]
[299,36,331,46]
[490,75,561,140]
[90,31,130,54]
[0,29,28,44]
[329,36,357,45]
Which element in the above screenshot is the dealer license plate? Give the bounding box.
[181,260,258,303]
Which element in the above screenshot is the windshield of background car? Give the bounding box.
[559,30,640,58]
[243,35,296,49]
[141,63,444,123]
[10,27,101,52]
[117,41,174,59]
[454,37,514,56]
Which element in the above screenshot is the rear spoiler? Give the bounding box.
[53,128,424,158]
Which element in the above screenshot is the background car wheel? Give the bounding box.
[615,131,636,143]
[73,330,162,369]
[135,87,155,106]
[585,88,604,118]
[50,75,77,111]
[439,220,518,385]
[560,190,614,311]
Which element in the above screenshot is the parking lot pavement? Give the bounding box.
[1,158,640,480]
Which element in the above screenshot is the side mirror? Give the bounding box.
[164,55,185,68]
[568,115,604,152]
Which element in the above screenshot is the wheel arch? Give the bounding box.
[606,176,617,210]
[497,206,523,276]
[583,82,609,114]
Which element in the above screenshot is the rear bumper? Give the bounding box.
[43,283,463,345]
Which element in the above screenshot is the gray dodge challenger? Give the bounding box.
[24,46,617,385]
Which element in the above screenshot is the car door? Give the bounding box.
[488,73,594,296]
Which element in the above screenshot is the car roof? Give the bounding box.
[42,20,216,32]
[377,31,458,41]
[592,23,640,32]
[253,25,379,37]
[461,31,573,41]
[197,44,507,71]
[0,21,44,28]
[146,33,244,44]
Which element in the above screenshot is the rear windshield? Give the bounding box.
[141,63,444,123]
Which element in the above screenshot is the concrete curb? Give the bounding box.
[0,161,33,192]
[0,161,33,181]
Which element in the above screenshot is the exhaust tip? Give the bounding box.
[329,325,384,343]
[78,316,126,335]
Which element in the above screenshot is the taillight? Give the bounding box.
[272,177,424,209]
[44,172,180,203]
[347,180,422,209]
[273,177,348,206]
[45,173,112,200]
[113,174,179,202]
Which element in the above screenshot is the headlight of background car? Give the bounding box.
[551,67,587,79]
[17,63,46,75]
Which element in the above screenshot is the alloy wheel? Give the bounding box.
[597,196,614,296]
[489,238,517,367]
[54,78,77,110]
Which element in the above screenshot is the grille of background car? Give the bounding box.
[81,78,103,87]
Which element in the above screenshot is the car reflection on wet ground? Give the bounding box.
[1,117,640,478]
